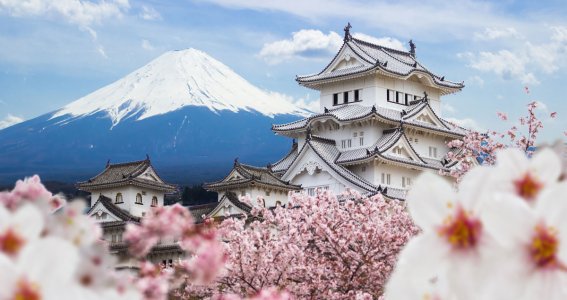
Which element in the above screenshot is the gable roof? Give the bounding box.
[296,30,463,94]
[272,102,466,138]
[270,141,299,174]
[187,202,219,224]
[77,158,176,192]
[203,160,302,192]
[87,195,141,223]
[284,135,381,194]
[206,192,253,219]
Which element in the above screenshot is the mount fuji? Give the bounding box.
[0,49,309,185]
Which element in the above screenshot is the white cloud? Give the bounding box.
[141,39,154,51]
[259,30,342,64]
[139,5,161,20]
[201,0,530,39]
[474,27,522,41]
[96,45,107,58]
[458,50,539,85]
[460,26,567,85]
[259,29,404,64]
[441,102,457,115]
[351,33,406,51]
[466,75,484,87]
[0,0,130,28]
[0,114,24,130]
[445,117,484,132]
[292,98,319,113]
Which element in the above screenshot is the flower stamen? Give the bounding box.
[439,206,482,250]
[530,225,560,269]
[514,172,543,201]
[0,228,25,255]
[13,279,41,300]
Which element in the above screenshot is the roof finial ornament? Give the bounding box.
[423,91,429,102]
[371,105,377,113]
[306,126,312,140]
[324,107,329,113]
[145,154,150,161]
[106,159,110,168]
[343,22,352,42]
[234,157,239,166]
[409,39,416,57]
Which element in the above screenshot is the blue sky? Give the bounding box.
[0,0,565,142]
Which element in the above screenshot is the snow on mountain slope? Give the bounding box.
[52,48,309,126]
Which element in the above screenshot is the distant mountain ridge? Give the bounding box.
[0,49,307,185]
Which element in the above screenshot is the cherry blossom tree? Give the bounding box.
[184,190,418,299]
[444,99,560,180]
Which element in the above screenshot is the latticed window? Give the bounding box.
[115,193,123,204]
[151,196,158,207]
[135,193,143,204]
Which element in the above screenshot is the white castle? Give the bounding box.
[206,24,465,207]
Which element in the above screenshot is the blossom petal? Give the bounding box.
[0,254,18,299]
[407,172,456,230]
[12,204,44,242]
[530,148,562,183]
[482,193,536,248]
[18,237,79,288]
[496,148,529,176]
[458,167,494,212]
[535,183,567,263]
[0,205,9,228]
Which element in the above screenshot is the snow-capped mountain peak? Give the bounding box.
[52,48,309,126]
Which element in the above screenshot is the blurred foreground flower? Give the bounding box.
[386,147,567,300]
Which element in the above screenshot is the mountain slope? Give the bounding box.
[0,49,307,185]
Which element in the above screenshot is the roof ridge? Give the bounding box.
[309,135,336,145]
[352,37,411,57]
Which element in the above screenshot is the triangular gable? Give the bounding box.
[404,103,449,129]
[324,43,372,74]
[88,200,122,223]
[282,141,376,193]
[380,133,426,163]
[138,166,164,183]
[207,195,250,218]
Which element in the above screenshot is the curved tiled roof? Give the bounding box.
[296,35,463,91]
[204,161,301,191]
[270,142,299,174]
[77,158,176,192]
[187,202,219,223]
[88,195,141,222]
[302,135,380,193]
[272,103,466,137]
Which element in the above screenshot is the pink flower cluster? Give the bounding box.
[185,190,417,299]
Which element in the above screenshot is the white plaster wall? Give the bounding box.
[348,162,375,183]
[371,162,421,189]
[318,74,443,115]
[292,169,346,196]
[406,131,451,159]
[95,185,165,217]
[311,122,385,151]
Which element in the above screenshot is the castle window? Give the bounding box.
[387,89,395,102]
[402,177,412,188]
[333,93,339,106]
[135,193,143,204]
[265,190,271,197]
[151,196,158,207]
[353,132,357,137]
[343,91,349,104]
[276,201,282,206]
[354,89,360,102]
[111,234,116,243]
[396,92,403,104]
[405,94,412,105]
[429,146,438,158]
[381,173,391,185]
[115,193,123,204]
